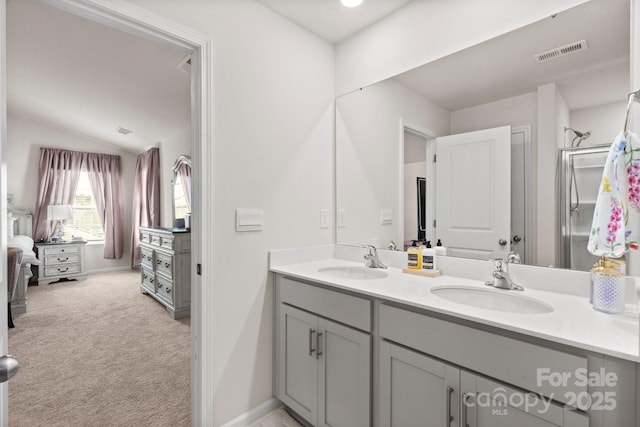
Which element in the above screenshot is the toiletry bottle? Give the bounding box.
[422,241,436,271]
[435,239,447,256]
[589,259,602,304]
[407,240,421,270]
[592,257,625,314]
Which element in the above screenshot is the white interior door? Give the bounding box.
[435,126,511,260]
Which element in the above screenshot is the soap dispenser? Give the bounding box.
[435,239,447,256]
[422,241,436,271]
[407,240,421,270]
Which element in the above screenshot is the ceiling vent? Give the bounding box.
[534,39,588,63]
[118,126,133,135]
[177,55,191,75]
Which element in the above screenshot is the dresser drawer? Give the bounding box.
[45,253,80,266]
[140,231,151,244]
[141,267,155,290]
[140,247,154,268]
[160,236,174,250]
[156,275,174,304]
[43,245,80,256]
[155,251,173,279]
[150,234,161,247]
[45,263,81,277]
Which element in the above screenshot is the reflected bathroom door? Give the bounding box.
[435,126,511,260]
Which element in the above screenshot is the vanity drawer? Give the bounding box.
[155,252,173,279]
[379,304,588,407]
[45,263,81,277]
[278,276,371,332]
[140,247,154,268]
[156,276,174,304]
[45,253,80,266]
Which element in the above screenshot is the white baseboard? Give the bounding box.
[86,266,134,275]
[221,397,282,427]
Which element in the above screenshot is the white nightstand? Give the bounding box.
[35,241,88,285]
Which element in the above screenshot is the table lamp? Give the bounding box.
[47,204,73,242]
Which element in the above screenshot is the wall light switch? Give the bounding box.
[380,209,393,225]
[320,209,329,229]
[236,208,264,231]
[338,209,346,228]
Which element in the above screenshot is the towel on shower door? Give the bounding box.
[588,130,640,257]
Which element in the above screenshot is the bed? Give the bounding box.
[7,196,40,315]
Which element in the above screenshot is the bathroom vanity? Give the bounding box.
[270,246,640,427]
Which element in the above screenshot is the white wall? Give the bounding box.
[570,101,627,147]
[122,1,335,424]
[336,78,449,247]
[7,112,136,271]
[537,83,570,267]
[335,0,590,95]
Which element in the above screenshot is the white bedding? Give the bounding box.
[8,235,41,266]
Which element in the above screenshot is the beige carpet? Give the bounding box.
[8,270,191,427]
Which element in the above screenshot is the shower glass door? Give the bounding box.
[559,145,609,271]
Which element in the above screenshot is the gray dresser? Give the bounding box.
[139,226,191,319]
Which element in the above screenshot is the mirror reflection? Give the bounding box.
[335,0,630,270]
[171,154,191,227]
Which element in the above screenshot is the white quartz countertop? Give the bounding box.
[270,257,640,363]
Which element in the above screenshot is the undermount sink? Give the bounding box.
[431,286,554,314]
[317,266,388,280]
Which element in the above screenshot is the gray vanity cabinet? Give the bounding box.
[379,341,460,427]
[275,276,371,427]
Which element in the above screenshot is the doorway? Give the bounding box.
[0,0,213,424]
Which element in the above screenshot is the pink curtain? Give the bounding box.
[130,147,161,265]
[34,148,83,241]
[85,153,124,259]
[178,162,191,210]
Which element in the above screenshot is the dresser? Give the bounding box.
[139,226,191,319]
[35,241,87,285]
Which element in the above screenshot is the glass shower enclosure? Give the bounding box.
[558,144,610,271]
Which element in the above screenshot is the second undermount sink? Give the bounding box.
[318,266,388,280]
[431,286,554,314]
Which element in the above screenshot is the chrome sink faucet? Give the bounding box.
[485,258,523,291]
[364,245,387,269]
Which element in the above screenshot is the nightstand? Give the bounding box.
[35,241,88,285]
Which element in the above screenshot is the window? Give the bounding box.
[63,170,104,242]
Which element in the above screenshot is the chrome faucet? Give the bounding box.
[485,258,523,291]
[363,245,387,269]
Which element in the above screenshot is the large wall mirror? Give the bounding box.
[171,154,191,227]
[336,0,630,271]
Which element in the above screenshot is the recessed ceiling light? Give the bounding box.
[341,0,363,7]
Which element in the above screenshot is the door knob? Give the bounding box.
[513,235,522,243]
[498,239,508,246]
[0,355,19,383]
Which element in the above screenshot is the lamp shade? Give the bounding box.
[47,204,73,221]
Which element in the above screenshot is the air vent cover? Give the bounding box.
[535,40,588,63]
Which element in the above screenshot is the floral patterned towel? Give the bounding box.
[588,131,640,257]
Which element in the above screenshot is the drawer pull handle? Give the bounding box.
[166,288,171,294]
[57,257,69,262]
[57,267,69,273]
[150,278,154,283]
[461,393,472,427]
[445,386,454,426]
[156,260,161,265]
[158,283,163,289]
[165,262,170,268]
[308,329,316,356]
[316,332,323,359]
